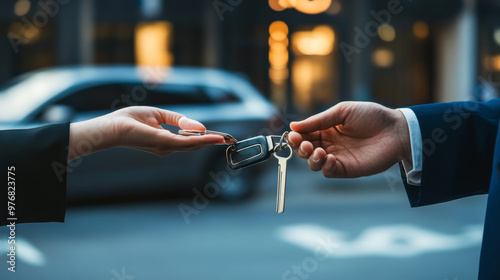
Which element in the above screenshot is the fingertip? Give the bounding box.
[302,141,314,152]
[291,117,320,133]
[321,154,337,178]
[298,141,314,158]
[290,120,308,132]
[288,131,303,148]
[308,148,327,172]
[324,154,336,166]
[315,147,327,159]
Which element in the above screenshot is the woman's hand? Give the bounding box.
[68,106,225,162]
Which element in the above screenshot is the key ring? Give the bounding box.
[276,131,289,151]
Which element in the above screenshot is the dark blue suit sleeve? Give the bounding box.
[402,99,500,207]
[0,123,70,225]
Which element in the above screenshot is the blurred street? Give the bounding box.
[0,158,487,280]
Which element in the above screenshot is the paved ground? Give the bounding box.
[0,158,488,280]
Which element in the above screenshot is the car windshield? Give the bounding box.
[0,71,74,122]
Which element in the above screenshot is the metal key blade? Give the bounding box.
[274,144,292,214]
[276,158,288,213]
[178,129,237,144]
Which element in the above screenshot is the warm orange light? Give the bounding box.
[278,0,293,8]
[270,41,288,52]
[269,67,289,81]
[293,0,332,15]
[492,55,500,71]
[14,0,30,17]
[372,49,394,68]
[378,24,395,42]
[269,37,289,47]
[8,23,21,34]
[9,22,39,43]
[292,59,314,111]
[271,30,288,41]
[413,21,429,39]
[269,21,289,41]
[292,25,335,56]
[135,21,173,67]
[269,21,289,68]
[269,50,289,67]
[269,0,286,11]
[268,21,289,105]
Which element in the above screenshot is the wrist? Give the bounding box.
[68,117,112,162]
[69,122,86,162]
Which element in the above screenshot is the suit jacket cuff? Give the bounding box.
[0,122,70,225]
[397,108,423,186]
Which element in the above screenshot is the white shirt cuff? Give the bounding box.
[397,108,422,186]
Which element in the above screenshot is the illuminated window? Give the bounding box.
[14,0,31,17]
[269,21,289,106]
[372,49,394,68]
[488,55,500,72]
[8,22,40,44]
[135,21,173,67]
[291,25,337,112]
[268,0,336,15]
[293,0,332,14]
[269,0,286,11]
[413,21,429,39]
[291,25,335,56]
[378,24,395,42]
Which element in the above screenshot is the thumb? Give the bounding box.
[155,108,206,130]
[290,103,346,133]
[178,116,206,130]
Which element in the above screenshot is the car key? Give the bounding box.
[274,143,292,214]
[226,135,284,170]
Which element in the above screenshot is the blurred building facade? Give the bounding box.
[1,0,500,114]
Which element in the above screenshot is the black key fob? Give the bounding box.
[226,136,271,170]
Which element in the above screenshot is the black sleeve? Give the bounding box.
[401,99,500,207]
[0,123,70,225]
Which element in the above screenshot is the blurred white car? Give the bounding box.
[0,66,283,202]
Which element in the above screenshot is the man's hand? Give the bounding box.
[288,102,411,178]
[68,106,225,162]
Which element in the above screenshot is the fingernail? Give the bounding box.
[324,157,331,167]
[312,155,319,162]
[179,117,206,130]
